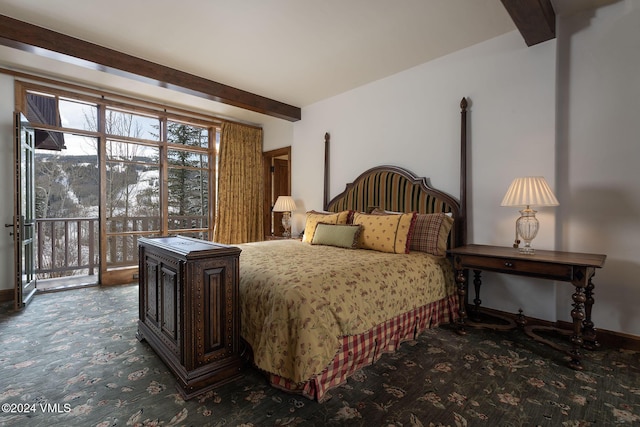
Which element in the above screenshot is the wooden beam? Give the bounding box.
[501,0,556,47]
[0,15,301,122]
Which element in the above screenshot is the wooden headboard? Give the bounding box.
[323,97,468,248]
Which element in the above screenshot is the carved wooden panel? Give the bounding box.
[161,265,178,342]
[145,259,158,324]
[203,267,224,354]
[137,236,243,399]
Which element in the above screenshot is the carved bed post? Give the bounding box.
[323,132,330,211]
[460,97,468,247]
[457,97,470,332]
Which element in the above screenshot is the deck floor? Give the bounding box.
[37,275,99,292]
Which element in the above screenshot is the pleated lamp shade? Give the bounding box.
[272,196,297,212]
[500,177,559,208]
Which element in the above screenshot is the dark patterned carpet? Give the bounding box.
[0,284,639,427]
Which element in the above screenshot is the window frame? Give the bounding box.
[15,79,222,283]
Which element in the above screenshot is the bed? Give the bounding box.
[236,99,469,401]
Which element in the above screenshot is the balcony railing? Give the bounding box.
[36,217,99,278]
[35,216,209,279]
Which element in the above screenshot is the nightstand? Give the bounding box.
[448,244,606,370]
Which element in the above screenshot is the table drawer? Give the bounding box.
[460,255,574,281]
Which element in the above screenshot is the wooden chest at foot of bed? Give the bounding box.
[137,236,243,399]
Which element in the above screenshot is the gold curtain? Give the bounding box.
[214,122,264,244]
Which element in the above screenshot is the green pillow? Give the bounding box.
[311,223,362,249]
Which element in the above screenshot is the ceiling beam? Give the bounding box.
[0,15,301,122]
[501,0,556,47]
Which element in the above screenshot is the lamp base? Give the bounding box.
[516,207,538,256]
[281,212,291,238]
[518,246,535,254]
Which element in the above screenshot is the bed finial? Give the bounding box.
[324,132,330,211]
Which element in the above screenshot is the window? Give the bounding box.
[106,140,160,267]
[166,121,211,237]
[18,81,221,279]
[105,108,160,141]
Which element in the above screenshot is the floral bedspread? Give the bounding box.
[237,239,456,384]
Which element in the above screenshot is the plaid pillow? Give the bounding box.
[409,213,454,256]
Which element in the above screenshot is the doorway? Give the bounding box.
[263,147,291,238]
[13,114,102,308]
[33,132,100,291]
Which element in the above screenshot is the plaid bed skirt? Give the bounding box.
[263,293,459,402]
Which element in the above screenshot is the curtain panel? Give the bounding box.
[214,122,264,244]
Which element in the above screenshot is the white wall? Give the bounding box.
[292,1,640,337]
[0,74,15,293]
[556,0,640,335]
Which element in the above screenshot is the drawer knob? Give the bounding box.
[505,262,514,267]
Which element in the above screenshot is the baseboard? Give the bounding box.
[101,266,138,286]
[0,288,13,304]
[556,320,640,352]
[477,306,640,352]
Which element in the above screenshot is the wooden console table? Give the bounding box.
[448,244,606,370]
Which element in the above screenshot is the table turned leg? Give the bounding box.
[569,285,587,370]
[582,274,601,350]
[455,268,467,335]
[515,309,527,329]
[472,270,483,321]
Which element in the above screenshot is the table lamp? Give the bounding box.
[272,196,297,238]
[500,176,559,254]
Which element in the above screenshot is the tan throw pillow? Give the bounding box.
[311,223,362,249]
[409,213,454,256]
[302,210,351,243]
[352,212,416,254]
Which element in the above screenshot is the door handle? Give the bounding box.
[5,223,14,237]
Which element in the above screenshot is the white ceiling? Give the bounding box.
[0,0,617,110]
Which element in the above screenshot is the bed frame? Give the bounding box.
[138,98,467,401]
[261,98,469,400]
[323,97,468,248]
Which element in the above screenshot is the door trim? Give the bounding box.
[262,147,291,239]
